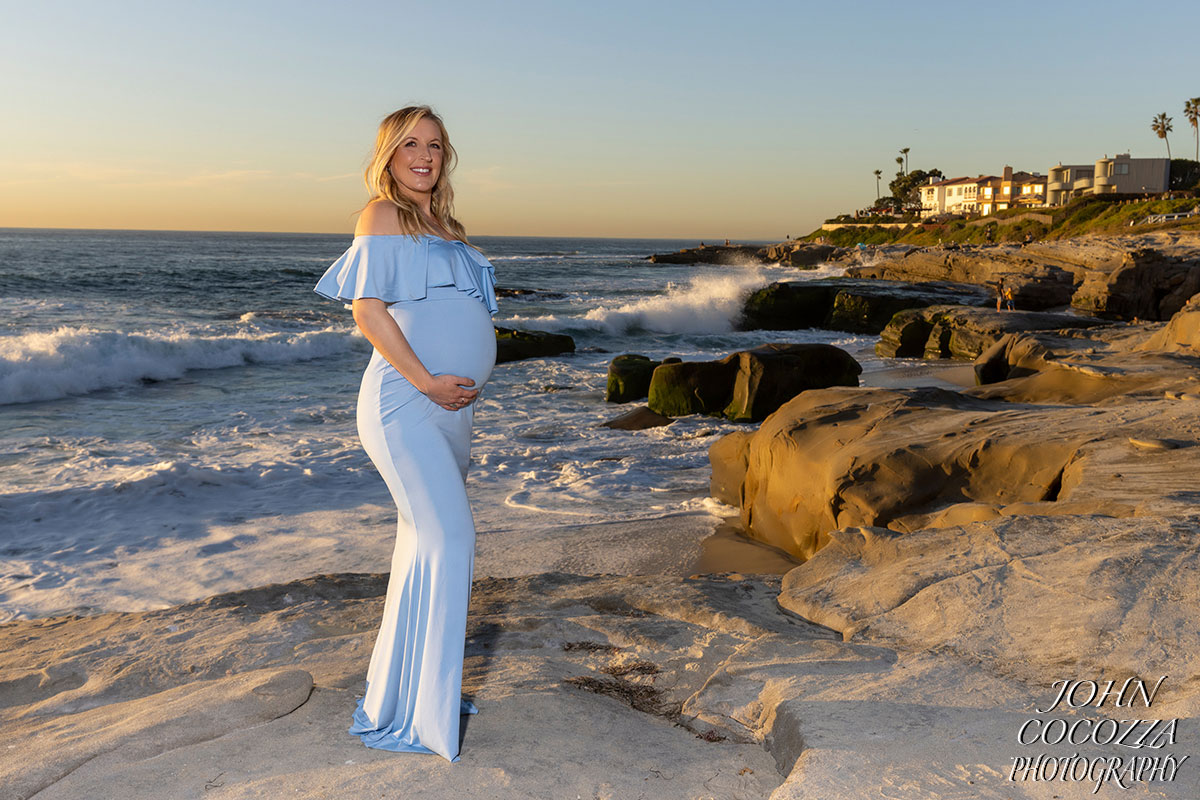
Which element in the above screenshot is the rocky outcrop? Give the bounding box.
[598,405,674,430]
[847,245,1077,309]
[722,343,862,422]
[778,515,1200,690]
[762,242,838,266]
[0,571,796,800]
[646,343,861,421]
[848,233,1200,319]
[605,354,662,403]
[1141,292,1200,351]
[646,356,740,417]
[739,279,990,333]
[494,326,575,363]
[876,305,1109,360]
[647,244,767,265]
[1071,246,1200,320]
[648,242,842,267]
[710,386,1093,561]
[713,294,1200,563]
[26,562,1185,800]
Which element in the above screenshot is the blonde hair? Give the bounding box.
[362,105,469,242]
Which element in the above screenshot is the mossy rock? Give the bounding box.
[647,358,740,417]
[646,344,862,422]
[606,354,661,403]
[722,343,862,423]
[741,279,990,333]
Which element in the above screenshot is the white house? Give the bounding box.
[920,176,982,217]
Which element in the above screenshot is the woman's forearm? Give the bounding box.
[352,298,433,392]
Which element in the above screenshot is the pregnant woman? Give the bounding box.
[313,105,498,763]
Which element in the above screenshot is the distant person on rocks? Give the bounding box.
[1002,283,1015,311]
[995,279,1005,311]
[1023,232,1034,245]
[724,239,730,246]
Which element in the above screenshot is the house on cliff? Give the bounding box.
[920,176,981,217]
[921,167,1045,217]
[978,167,1046,215]
[1046,153,1170,206]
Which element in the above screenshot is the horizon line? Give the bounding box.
[0,225,785,243]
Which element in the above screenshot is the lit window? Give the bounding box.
[1003,186,1010,194]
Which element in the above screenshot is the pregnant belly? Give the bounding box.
[384,292,496,390]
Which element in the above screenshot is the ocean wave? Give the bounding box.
[505,270,769,335]
[0,324,364,405]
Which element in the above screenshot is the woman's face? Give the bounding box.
[388,117,444,202]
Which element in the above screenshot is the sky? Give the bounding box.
[2,0,1199,239]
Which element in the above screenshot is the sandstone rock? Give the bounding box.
[972,331,1056,384]
[598,405,674,430]
[709,431,752,506]
[1,666,313,800]
[0,571,794,800]
[494,326,575,363]
[763,242,838,266]
[849,233,1200,320]
[712,310,1200,560]
[848,246,1077,310]
[876,305,1108,360]
[1141,291,1200,352]
[1071,247,1200,319]
[777,515,1200,687]
[711,386,1095,561]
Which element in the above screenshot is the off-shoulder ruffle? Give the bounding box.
[433,237,500,316]
[313,235,498,317]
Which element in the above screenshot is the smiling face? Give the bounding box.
[387,116,444,202]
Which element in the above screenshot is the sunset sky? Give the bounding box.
[3,0,1199,239]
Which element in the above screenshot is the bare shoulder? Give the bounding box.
[354,200,403,236]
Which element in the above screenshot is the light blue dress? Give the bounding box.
[313,233,499,763]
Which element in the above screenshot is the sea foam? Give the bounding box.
[508,270,771,335]
[0,324,364,405]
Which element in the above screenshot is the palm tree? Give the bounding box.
[1151,112,1173,159]
[895,155,905,174]
[1185,98,1200,162]
[900,147,910,174]
[873,169,883,199]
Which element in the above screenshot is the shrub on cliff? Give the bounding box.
[1169,158,1200,190]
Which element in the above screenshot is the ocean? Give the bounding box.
[0,228,895,622]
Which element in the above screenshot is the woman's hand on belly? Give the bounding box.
[423,373,479,411]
